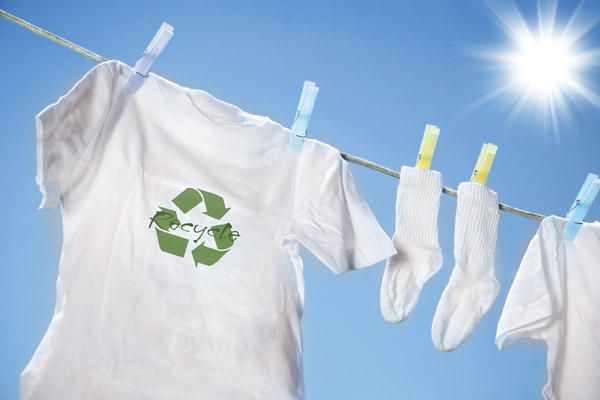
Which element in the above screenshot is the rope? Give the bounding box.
[0,9,106,63]
[0,8,547,222]
[340,153,545,221]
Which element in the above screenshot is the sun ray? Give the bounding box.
[472,0,600,133]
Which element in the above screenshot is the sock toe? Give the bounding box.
[432,275,500,351]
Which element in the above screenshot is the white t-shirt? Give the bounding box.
[496,215,600,400]
[23,60,397,400]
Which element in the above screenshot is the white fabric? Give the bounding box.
[23,60,397,400]
[380,166,443,323]
[496,215,600,400]
[431,182,500,351]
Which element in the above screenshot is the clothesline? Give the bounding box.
[1,8,546,222]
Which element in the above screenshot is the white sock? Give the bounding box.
[431,182,500,351]
[380,166,443,323]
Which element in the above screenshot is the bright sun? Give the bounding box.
[474,0,600,130]
[511,35,574,97]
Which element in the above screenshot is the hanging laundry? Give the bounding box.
[496,215,600,400]
[431,182,500,351]
[21,60,397,400]
[380,166,444,323]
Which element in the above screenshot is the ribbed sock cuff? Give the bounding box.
[455,182,500,273]
[395,166,442,246]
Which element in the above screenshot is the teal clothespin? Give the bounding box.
[289,81,319,151]
[564,173,600,241]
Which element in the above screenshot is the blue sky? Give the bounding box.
[1,1,600,399]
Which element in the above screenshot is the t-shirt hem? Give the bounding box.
[35,110,60,210]
[334,239,397,275]
[495,296,553,349]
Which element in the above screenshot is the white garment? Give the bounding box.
[380,166,443,323]
[432,182,500,351]
[23,60,397,400]
[496,215,600,400]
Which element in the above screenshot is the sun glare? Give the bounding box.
[512,35,573,96]
[474,0,600,131]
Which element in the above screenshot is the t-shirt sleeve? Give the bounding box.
[35,61,120,210]
[495,219,561,349]
[286,141,397,274]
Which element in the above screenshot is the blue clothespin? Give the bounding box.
[564,173,600,241]
[289,81,319,151]
[124,22,174,94]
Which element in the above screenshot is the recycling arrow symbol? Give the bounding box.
[148,187,240,268]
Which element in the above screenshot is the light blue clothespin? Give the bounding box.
[289,81,319,151]
[564,173,600,241]
[124,22,174,94]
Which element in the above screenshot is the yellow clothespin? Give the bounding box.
[470,143,497,185]
[415,124,440,170]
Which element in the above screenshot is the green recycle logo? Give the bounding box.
[148,187,240,267]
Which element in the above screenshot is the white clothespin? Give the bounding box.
[289,81,319,151]
[124,22,174,94]
[564,173,600,241]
